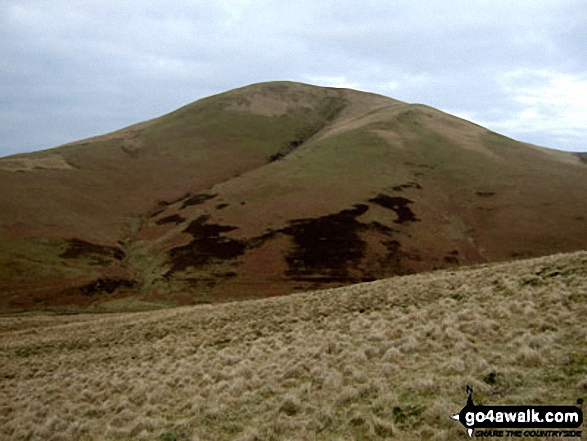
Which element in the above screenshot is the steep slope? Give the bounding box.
[1,251,586,440]
[1,81,586,311]
[0,82,353,310]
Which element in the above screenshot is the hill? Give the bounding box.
[1,251,585,440]
[0,81,586,311]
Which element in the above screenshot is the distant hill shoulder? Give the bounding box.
[1,81,586,312]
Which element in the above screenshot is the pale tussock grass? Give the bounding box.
[1,251,586,440]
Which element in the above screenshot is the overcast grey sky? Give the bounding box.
[1,0,586,157]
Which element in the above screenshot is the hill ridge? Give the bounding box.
[1,81,586,312]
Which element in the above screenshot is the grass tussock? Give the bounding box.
[0,251,586,440]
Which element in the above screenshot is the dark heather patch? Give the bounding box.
[180,193,216,209]
[216,203,229,210]
[483,372,499,386]
[236,204,419,285]
[392,182,422,191]
[476,191,495,197]
[166,215,246,274]
[370,221,397,235]
[181,270,237,289]
[162,202,422,288]
[72,278,136,297]
[368,195,419,224]
[384,240,401,254]
[281,205,369,282]
[149,208,166,218]
[269,138,305,162]
[60,239,124,261]
[577,152,587,164]
[155,214,186,225]
[382,238,422,276]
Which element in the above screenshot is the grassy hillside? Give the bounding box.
[1,81,586,312]
[1,251,585,440]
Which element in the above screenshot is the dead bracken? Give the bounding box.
[368,194,420,224]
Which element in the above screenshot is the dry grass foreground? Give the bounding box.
[1,251,586,441]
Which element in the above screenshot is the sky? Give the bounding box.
[1,0,586,157]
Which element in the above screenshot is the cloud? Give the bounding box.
[474,69,587,151]
[0,0,586,155]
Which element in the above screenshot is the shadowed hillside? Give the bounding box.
[1,81,586,311]
[1,251,585,440]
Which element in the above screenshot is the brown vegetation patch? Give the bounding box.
[69,278,136,297]
[276,204,417,284]
[281,204,369,282]
[183,270,238,291]
[166,215,246,275]
[368,194,419,224]
[268,139,304,162]
[155,214,186,225]
[41,277,138,309]
[6,276,139,311]
[383,239,415,270]
[180,193,217,209]
[443,250,460,264]
[162,194,423,290]
[60,239,124,262]
[392,181,422,191]
[2,222,34,240]
[160,200,422,291]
